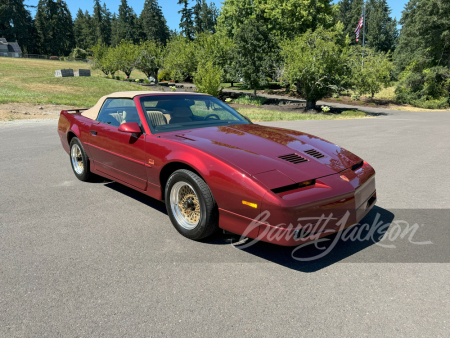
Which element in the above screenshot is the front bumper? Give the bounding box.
[219,162,377,246]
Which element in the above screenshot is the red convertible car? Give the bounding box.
[58,91,376,246]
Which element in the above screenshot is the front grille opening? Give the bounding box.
[304,149,325,159]
[278,153,308,164]
[272,179,316,194]
[351,161,364,171]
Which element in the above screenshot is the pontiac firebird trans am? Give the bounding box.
[58,91,376,246]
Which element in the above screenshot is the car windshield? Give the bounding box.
[139,95,249,134]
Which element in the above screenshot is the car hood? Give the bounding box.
[169,124,363,183]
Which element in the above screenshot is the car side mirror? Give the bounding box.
[118,122,142,134]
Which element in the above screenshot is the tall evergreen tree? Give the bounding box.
[394,0,450,73]
[177,0,194,40]
[365,0,398,53]
[35,0,75,55]
[192,0,203,35]
[117,0,138,43]
[140,0,170,44]
[0,0,37,53]
[101,3,112,46]
[110,13,120,46]
[335,0,354,39]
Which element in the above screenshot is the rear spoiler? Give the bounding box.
[61,109,88,114]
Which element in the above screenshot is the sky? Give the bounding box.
[25,0,409,31]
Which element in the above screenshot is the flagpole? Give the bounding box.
[362,1,366,68]
[363,1,366,48]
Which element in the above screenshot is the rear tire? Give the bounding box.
[69,137,92,182]
[165,169,219,240]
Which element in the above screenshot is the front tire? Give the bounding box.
[69,137,91,182]
[165,169,219,240]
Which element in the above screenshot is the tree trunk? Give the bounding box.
[306,100,316,111]
[154,70,159,85]
[253,88,257,97]
[231,81,234,88]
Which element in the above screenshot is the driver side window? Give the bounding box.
[97,98,141,128]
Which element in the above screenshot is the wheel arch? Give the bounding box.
[67,131,77,144]
[159,162,205,200]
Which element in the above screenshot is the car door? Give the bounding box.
[87,98,148,190]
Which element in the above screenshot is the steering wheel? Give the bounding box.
[204,114,220,120]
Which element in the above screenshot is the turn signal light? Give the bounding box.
[242,200,258,208]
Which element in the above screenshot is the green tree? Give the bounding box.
[335,0,354,39]
[217,0,334,39]
[163,35,197,82]
[194,61,223,97]
[92,43,119,76]
[117,0,138,43]
[178,0,194,40]
[114,40,138,77]
[395,64,450,109]
[134,41,164,83]
[195,33,235,85]
[394,0,450,75]
[0,0,37,53]
[35,0,75,55]
[281,25,349,110]
[101,3,112,46]
[365,0,398,53]
[73,9,95,49]
[140,0,170,44]
[349,47,393,98]
[233,18,278,96]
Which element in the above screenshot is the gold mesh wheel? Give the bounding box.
[170,181,201,230]
[71,143,84,175]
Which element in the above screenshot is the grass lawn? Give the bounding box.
[1,58,374,121]
[0,58,150,107]
[236,108,369,122]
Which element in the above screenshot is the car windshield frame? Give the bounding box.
[139,94,249,134]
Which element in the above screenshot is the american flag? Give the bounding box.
[355,9,364,42]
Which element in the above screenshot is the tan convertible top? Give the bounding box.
[81,91,208,120]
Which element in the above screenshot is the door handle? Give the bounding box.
[90,130,97,136]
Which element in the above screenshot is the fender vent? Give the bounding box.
[304,149,325,159]
[278,153,308,164]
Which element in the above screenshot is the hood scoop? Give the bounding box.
[304,149,325,159]
[278,153,308,164]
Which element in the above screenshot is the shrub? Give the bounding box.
[234,95,267,107]
[193,61,224,97]
[351,93,360,101]
[332,93,340,98]
[395,65,450,108]
[70,47,88,59]
[50,56,59,60]
[158,69,171,82]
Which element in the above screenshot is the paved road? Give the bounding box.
[1,110,449,337]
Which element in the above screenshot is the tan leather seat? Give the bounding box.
[170,107,193,124]
[147,111,168,126]
[109,111,127,125]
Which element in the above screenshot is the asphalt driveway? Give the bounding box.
[1,109,449,337]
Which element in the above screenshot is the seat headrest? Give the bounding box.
[172,106,193,118]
